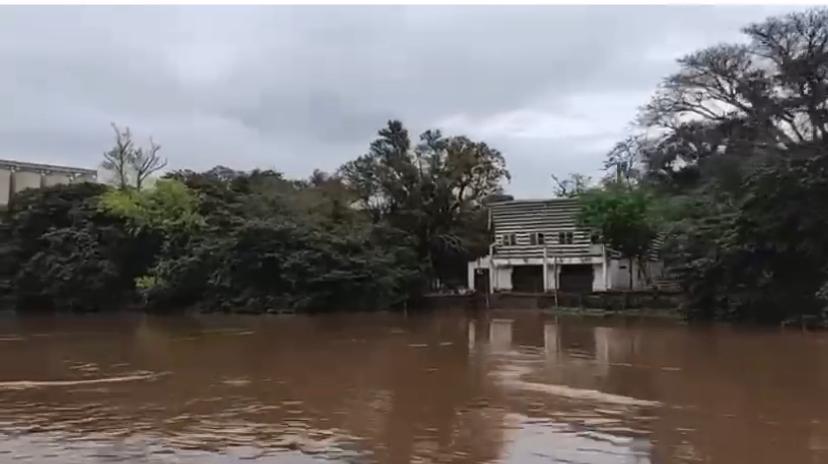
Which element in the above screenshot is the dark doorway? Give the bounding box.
[559,265,594,293]
[473,268,490,293]
[512,265,544,292]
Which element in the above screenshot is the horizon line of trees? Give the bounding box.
[4,7,828,325]
[2,119,510,313]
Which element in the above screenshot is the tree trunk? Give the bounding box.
[628,257,634,290]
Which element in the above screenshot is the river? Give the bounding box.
[0,310,825,463]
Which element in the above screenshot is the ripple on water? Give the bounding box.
[0,371,169,391]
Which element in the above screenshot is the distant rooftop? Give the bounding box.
[487,197,580,206]
[0,159,97,176]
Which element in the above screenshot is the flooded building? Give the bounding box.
[0,159,98,209]
[468,198,663,293]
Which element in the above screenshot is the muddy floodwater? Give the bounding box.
[0,310,826,463]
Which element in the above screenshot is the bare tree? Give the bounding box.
[101,123,134,190]
[133,137,167,191]
[633,9,828,184]
[101,123,167,191]
[604,136,643,185]
[550,173,592,198]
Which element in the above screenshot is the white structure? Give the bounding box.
[467,198,663,293]
[0,159,98,209]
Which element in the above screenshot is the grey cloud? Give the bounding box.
[0,5,805,196]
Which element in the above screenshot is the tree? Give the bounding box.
[5,183,154,311]
[338,120,510,287]
[578,185,657,289]
[101,123,134,190]
[99,179,203,236]
[637,9,828,189]
[133,137,167,191]
[604,136,642,185]
[550,173,591,198]
[130,166,423,311]
[607,8,828,322]
[437,135,510,211]
[665,152,828,322]
[100,123,167,191]
[15,228,122,311]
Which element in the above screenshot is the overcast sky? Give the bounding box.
[0,5,804,197]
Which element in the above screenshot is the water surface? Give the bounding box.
[0,310,825,463]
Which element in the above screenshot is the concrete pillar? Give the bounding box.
[43,173,71,187]
[602,245,609,290]
[542,247,549,292]
[467,261,476,290]
[551,261,560,290]
[0,169,10,208]
[12,171,42,193]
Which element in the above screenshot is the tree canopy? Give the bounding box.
[2,120,509,312]
[594,8,828,323]
[339,120,510,287]
[577,184,658,289]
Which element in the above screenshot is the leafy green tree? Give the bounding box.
[578,185,657,289]
[5,183,151,310]
[99,179,203,235]
[339,120,509,287]
[15,228,122,311]
[135,164,424,311]
[668,153,828,322]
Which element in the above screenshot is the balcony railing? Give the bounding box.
[491,243,604,259]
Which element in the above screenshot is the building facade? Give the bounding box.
[0,159,98,209]
[467,198,662,293]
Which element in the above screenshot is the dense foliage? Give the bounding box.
[592,8,828,323]
[6,183,154,310]
[2,120,507,312]
[577,184,658,289]
[339,121,508,286]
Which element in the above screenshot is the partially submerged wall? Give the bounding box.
[421,290,682,312]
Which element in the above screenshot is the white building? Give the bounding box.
[0,159,98,209]
[467,198,663,293]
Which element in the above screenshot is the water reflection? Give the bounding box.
[0,311,825,463]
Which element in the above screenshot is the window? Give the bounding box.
[529,232,544,245]
[558,231,574,244]
[537,232,545,245]
[590,232,602,244]
[501,233,517,246]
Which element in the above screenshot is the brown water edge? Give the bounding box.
[0,310,825,463]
